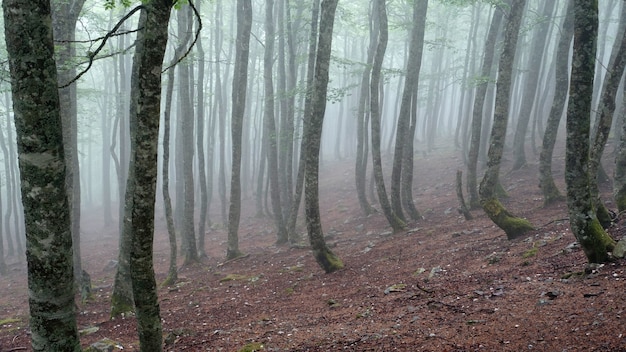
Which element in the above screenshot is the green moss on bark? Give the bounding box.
[481,198,534,239]
[576,218,616,263]
[313,248,344,273]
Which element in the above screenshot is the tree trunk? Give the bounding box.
[227,0,252,260]
[467,5,503,209]
[3,0,79,348]
[511,0,556,170]
[566,0,616,263]
[195,0,208,258]
[370,0,405,232]
[354,2,377,217]
[303,0,343,273]
[589,2,626,227]
[394,0,427,221]
[539,1,574,206]
[479,0,534,240]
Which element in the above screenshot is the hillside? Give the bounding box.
[1,143,625,351]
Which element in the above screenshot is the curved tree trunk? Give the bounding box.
[566,0,616,264]
[370,0,405,232]
[539,1,574,206]
[479,0,534,240]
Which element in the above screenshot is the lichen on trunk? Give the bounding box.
[481,197,533,240]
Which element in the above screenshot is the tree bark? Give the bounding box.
[566,0,616,263]
[303,0,344,273]
[539,0,574,206]
[227,0,252,260]
[467,5,504,209]
[479,0,534,239]
[370,0,405,232]
[3,0,79,348]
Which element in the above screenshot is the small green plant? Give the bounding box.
[238,342,264,352]
[522,247,538,259]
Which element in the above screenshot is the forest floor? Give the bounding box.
[2,141,626,351]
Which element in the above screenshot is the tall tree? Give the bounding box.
[264,0,289,244]
[510,0,556,170]
[539,0,574,206]
[354,2,377,216]
[3,0,80,349]
[303,0,343,273]
[393,0,428,221]
[51,0,87,295]
[479,0,534,239]
[370,0,405,232]
[589,2,626,227]
[467,5,504,209]
[227,0,252,260]
[565,0,616,263]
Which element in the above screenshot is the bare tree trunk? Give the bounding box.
[303,0,343,273]
[370,0,405,232]
[227,0,252,260]
[539,0,574,206]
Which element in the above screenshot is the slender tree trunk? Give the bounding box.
[196,0,208,258]
[227,0,252,260]
[264,0,289,244]
[539,0,574,206]
[354,2,377,216]
[566,0,615,263]
[3,0,79,348]
[393,0,427,222]
[370,0,405,232]
[467,5,503,209]
[479,0,534,239]
[511,0,556,170]
[303,0,343,273]
[589,3,626,227]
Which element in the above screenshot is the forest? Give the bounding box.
[1,0,626,351]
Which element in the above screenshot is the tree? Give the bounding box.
[121,0,174,349]
[467,5,504,209]
[393,0,428,221]
[370,0,405,232]
[565,0,616,263]
[227,0,252,260]
[539,1,574,206]
[3,0,80,349]
[303,0,344,273]
[589,2,626,227]
[51,0,88,296]
[264,0,289,244]
[479,0,534,240]
[510,1,556,170]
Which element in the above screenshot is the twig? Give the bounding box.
[217,253,250,267]
[162,0,202,73]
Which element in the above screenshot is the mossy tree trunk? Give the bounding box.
[566,0,616,264]
[370,0,405,232]
[539,1,574,206]
[589,3,626,227]
[125,1,173,350]
[479,0,534,240]
[227,0,252,260]
[467,5,503,209]
[303,0,344,273]
[3,0,80,349]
